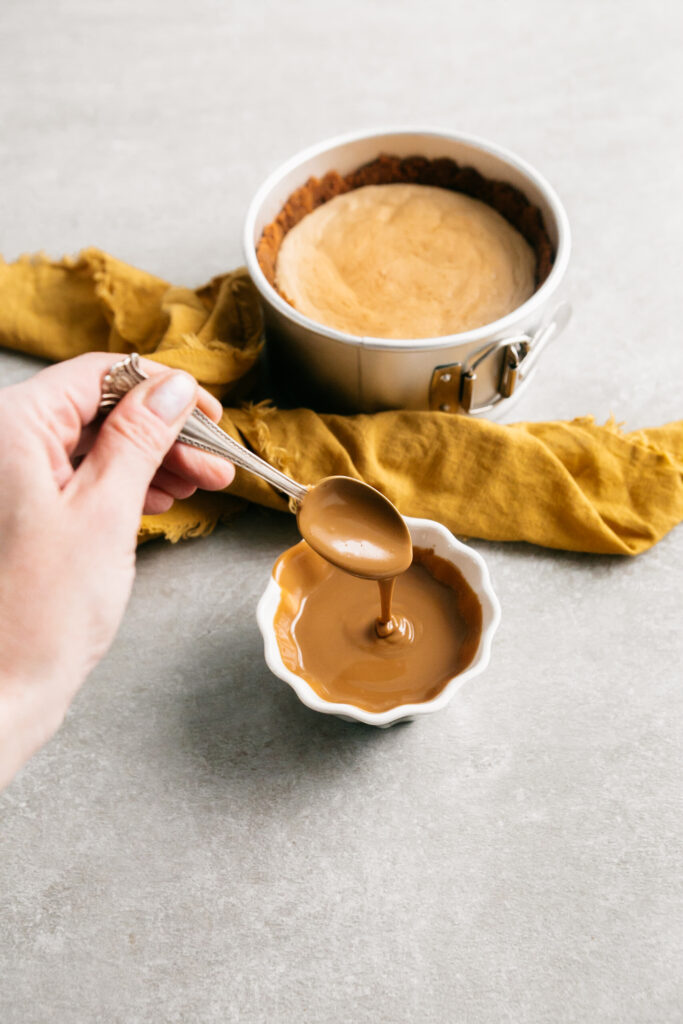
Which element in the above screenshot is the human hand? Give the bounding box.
[0,352,234,789]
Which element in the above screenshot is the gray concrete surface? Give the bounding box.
[1,1,682,1021]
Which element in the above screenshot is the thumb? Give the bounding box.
[73,370,198,512]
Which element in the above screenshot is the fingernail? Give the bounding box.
[145,372,196,424]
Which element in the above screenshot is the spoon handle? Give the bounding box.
[99,354,308,502]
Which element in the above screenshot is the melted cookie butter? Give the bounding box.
[296,476,412,582]
[273,542,483,713]
[275,183,536,339]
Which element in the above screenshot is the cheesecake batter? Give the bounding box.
[275,183,537,339]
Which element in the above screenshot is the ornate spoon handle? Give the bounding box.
[99,354,308,502]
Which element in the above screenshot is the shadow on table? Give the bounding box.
[129,508,401,794]
[173,632,403,790]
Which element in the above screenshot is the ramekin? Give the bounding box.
[256,517,502,728]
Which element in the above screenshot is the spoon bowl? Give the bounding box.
[296,476,412,580]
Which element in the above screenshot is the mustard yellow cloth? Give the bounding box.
[1,248,681,555]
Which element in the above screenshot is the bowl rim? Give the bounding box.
[243,125,571,352]
[256,515,502,727]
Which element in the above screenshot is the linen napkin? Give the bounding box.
[1,248,681,555]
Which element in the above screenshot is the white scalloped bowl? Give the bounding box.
[256,517,501,727]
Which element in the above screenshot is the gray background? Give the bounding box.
[1,1,681,1022]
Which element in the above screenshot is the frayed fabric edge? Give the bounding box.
[137,496,248,545]
[138,514,221,545]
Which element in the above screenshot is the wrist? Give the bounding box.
[0,666,70,790]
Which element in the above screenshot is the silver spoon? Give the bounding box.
[99,353,308,501]
[100,354,412,579]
